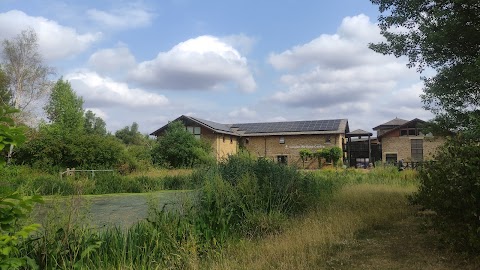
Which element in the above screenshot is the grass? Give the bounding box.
[206,183,416,269]
[19,165,480,269]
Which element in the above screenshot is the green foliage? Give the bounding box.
[411,137,480,252]
[45,78,85,134]
[0,107,25,166]
[198,155,328,239]
[0,105,41,269]
[0,68,11,107]
[329,146,343,166]
[151,121,214,168]
[115,122,145,145]
[369,0,480,136]
[0,193,42,269]
[299,149,312,168]
[84,110,107,136]
[314,147,342,167]
[15,128,125,171]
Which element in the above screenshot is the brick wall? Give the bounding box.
[201,129,238,160]
[382,135,445,162]
[242,134,344,168]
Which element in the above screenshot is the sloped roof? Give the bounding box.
[151,116,349,136]
[377,118,426,139]
[373,117,409,130]
[347,129,373,137]
[231,119,348,136]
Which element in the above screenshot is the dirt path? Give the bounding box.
[323,213,479,270]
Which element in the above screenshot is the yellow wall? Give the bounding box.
[240,134,344,168]
[382,135,445,162]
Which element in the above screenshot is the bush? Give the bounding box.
[151,121,215,168]
[195,155,328,240]
[411,137,480,252]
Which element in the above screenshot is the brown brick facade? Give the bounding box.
[381,135,445,162]
[242,134,345,168]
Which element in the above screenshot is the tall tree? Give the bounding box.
[44,78,84,133]
[84,110,107,136]
[0,68,11,106]
[115,122,144,145]
[369,0,480,135]
[1,29,54,122]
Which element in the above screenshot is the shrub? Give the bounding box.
[411,137,480,252]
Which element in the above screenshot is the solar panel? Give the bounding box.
[232,119,342,134]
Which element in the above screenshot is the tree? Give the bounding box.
[369,0,480,134]
[0,68,11,107]
[115,122,144,145]
[151,121,213,168]
[299,149,312,169]
[84,110,107,136]
[44,79,84,134]
[1,29,54,122]
[369,0,480,252]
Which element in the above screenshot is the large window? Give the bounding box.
[411,139,423,161]
[186,126,201,139]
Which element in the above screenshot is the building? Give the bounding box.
[151,115,349,168]
[374,118,445,163]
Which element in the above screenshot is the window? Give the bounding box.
[385,153,397,163]
[223,135,225,143]
[187,126,201,139]
[279,137,285,144]
[325,135,331,143]
[230,135,233,144]
[245,138,249,144]
[277,155,288,164]
[411,139,423,161]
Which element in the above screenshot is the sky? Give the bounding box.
[0,0,434,135]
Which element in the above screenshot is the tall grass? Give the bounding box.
[0,166,196,195]
[19,159,418,269]
[207,181,417,269]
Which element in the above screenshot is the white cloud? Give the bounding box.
[88,45,136,76]
[268,14,385,70]
[87,5,154,30]
[221,34,257,55]
[0,10,101,61]
[228,107,257,118]
[65,71,169,108]
[268,14,421,114]
[130,35,256,92]
[85,108,109,120]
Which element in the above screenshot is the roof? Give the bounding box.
[373,117,409,130]
[231,119,348,136]
[346,129,373,137]
[377,118,426,139]
[150,116,349,136]
[150,115,237,136]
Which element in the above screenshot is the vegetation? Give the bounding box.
[299,149,312,168]
[151,121,215,168]
[314,146,343,168]
[369,0,479,133]
[0,106,42,269]
[411,137,480,252]
[370,0,480,253]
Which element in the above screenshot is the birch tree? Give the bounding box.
[1,28,54,123]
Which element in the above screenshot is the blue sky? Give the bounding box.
[0,0,433,134]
